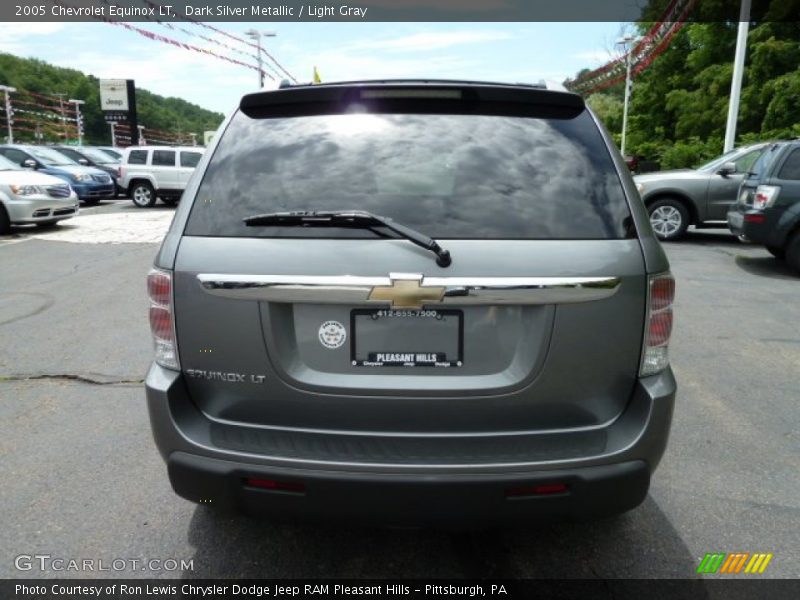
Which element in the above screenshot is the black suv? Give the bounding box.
[728,141,800,272]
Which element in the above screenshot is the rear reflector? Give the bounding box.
[506,483,569,498]
[244,478,306,494]
[640,272,675,377]
[147,268,179,370]
[744,213,765,223]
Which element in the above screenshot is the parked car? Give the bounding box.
[0,144,114,205]
[119,146,205,207]
[51,145,122,193]
[728,140,800,273]
[145,80,676,525]
[95,146,123,160]
[634,143,769,240]
[0,153,79,234]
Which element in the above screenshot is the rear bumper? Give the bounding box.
[169,452,649,525]
[728,206,784,246]
[146,365,676,524]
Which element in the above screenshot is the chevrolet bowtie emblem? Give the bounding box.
[368,276,445,309]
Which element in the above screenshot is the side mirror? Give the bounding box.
[77,158,89,166]
[22,158,37,169]
[717,161,737,177]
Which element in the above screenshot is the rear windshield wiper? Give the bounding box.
[243,210,452,267]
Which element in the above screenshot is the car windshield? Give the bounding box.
[187,110,632,240]
[27,146,78,166]
[0,154,22,171]
[99,148,122,159]
[81,147,119,164]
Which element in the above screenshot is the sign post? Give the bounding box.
[99,79,138,146]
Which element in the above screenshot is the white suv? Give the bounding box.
[119,146,205,208]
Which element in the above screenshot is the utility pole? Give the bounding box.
[724,0,752,153]
[244,29,277,88]
[69,99,85,145]
[0,85,15,143]
[616,35,638,157]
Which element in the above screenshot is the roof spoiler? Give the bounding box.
[240,81,585,119]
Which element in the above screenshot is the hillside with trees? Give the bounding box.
[0,52,224,145]
[573,14,800,169]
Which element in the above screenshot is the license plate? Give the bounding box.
[350,309,463,367]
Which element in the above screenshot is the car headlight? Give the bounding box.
[9,184,45,196]
[72,173,91,182]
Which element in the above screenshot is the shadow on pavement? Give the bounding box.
[734,255,797,280]
[677,229,742,247]
[182,495,705,585]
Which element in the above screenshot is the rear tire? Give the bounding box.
[131,181,157,208]
[648,199,690,241]
[0,206,10,235]
[766,245,785,259]
[785,232,800,274]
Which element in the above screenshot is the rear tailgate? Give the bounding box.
[172,82,646,435]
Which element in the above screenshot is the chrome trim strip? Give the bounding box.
[197,274,621,305]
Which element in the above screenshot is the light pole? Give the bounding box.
[616,35,639,157]
[0,85,16,143]
[724,0,752,152]
[244,29,277,88]
[137,125,145,146]
[109,122,116,147]
[69,99,85,146]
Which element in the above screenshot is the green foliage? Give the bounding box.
[572,8,800,169]
[0,52,224,145]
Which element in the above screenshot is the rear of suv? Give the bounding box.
[728,140,800,272]
[145,81,677,525]
[119,146,204,207]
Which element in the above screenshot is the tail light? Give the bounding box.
[753,185,780,209]
[119,165,124,179]
[147,268,179,370]
[640,272,675,376]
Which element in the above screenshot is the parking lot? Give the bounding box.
[1,202,798,579]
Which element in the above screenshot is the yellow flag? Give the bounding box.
[313,66,322,84]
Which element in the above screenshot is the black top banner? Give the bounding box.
[5,0,800,22]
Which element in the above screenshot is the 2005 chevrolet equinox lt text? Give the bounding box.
[145,80,676,526]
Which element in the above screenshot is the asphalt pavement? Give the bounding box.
[1,201,798,581]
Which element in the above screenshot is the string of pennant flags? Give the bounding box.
[565,0,699,95]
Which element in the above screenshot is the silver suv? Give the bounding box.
[145,80,677,525]
[119,146,204,207]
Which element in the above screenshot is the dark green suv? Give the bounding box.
[728,141,800,273]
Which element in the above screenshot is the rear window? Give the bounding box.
[152,150,176,166]
[777,148,800,180]
[127,150,147,165]
[746,144,782,180]
[180,151,202,168]
[186,110,632,240]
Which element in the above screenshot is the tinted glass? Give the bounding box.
[180,151,202,168]
[0,148,28,165]
[152,150,176,166]
[187,110,631,240]
[777,148,800,181]
[127,150,148,165]
[734,149,763,173]
[747,144,782,180]
[0,154,21,170]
